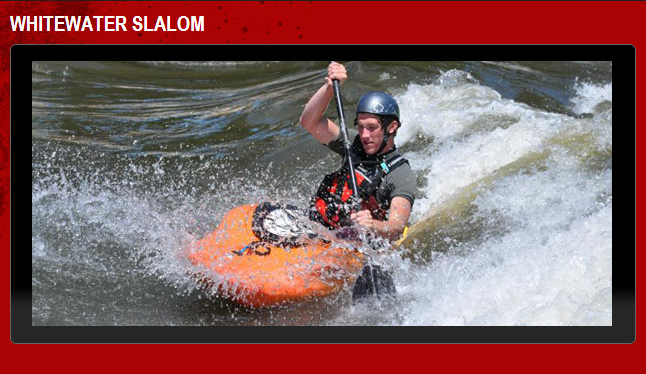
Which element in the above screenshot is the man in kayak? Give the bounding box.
[299,62,417,300]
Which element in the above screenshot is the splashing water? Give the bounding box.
[31,61,612,326]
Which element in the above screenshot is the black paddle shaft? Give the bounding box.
[332,79,360,210]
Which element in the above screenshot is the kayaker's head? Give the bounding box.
[354,91,401,155]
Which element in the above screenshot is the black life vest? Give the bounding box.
[309,152,409,229]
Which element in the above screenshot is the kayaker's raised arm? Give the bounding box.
[299,62,346,145]
[303,62,416,245]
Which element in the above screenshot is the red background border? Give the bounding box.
[1,0,638,370]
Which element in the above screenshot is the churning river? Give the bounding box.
[31,61,612,326]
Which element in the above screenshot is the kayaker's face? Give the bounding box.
[357,113,393,155]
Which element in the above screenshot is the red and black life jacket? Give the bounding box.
[309,152,409,229]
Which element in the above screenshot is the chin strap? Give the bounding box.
[376,117,399,154]
[376,131,392,155]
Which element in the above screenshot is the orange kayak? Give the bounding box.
[188,204,364,308]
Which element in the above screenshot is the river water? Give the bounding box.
[31,61,612,326]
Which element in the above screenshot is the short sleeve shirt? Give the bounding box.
[325,129,417,211]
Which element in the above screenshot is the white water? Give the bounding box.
[345,71,614,326]
[32,66,613,326]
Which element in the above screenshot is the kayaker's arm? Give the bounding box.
[350,196,412,242]
[299,62,347,144]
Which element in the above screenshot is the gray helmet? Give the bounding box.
[356,91,400,122]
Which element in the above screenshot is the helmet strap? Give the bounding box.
[376,117,397,155]
[354,115,399,155]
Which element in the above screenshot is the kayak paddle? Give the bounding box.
[332,78,361,212]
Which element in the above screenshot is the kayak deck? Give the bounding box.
[188,204,364,308]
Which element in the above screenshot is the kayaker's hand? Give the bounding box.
[325,62,348,93]
[350,209,377,231]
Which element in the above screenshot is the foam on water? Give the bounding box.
[335,163,612,326]
[396,70,508,144]
[570,81,613,115]
[32,64,613,326]
[396,70,611,219]
[372,70,613,325]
